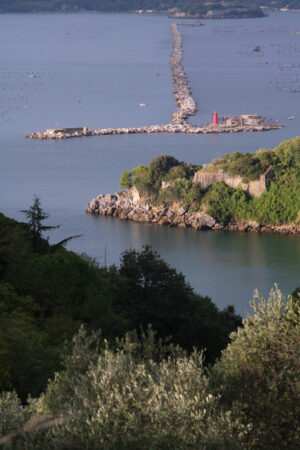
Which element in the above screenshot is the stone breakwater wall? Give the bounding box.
[26,24,280,140]
[85,188,300,235]
[170,23,196,124]
[28,122,280,140]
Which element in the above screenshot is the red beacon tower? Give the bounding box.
[213,111,218,125]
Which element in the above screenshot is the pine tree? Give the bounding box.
[21,196,80,252]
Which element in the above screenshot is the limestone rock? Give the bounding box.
[86,189,299,236]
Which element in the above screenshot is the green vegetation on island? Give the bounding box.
[120,137,300,226]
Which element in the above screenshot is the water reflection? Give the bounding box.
[1,12,300,315]
[71,215,300,315]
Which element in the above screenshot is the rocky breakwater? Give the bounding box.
[85,187,218,230]
[26,24,280,140]
[169,24,196,125]
[27,120,280,139]
[27,24,197,140]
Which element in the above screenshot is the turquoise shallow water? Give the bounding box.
[0,12,299,314]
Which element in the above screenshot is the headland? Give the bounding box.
[86,188,300,235]
[86,138,300,236]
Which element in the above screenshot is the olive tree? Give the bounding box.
[211,285,300,449]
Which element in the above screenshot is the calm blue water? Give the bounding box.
[0,12,299,314]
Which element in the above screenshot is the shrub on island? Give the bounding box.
[120,138,300,225]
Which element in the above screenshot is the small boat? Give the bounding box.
[139,103,147,107]
[27,74,36,78]
[287,116,294,120]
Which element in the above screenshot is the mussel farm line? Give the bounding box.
[26,24,280,140]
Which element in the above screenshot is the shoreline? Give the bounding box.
[26,24,280,140]
[86,189,300,236]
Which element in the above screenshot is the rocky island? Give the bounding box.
[86,138,300,235]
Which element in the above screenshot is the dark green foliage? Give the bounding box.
[131,164,154,197]
[0,288,298,449]
[273,137,300,169]
[157,185,180,206]
[204,179,300,226]
[0,212,117,400]
[209,151,265,183]
[120,165,154,197]
[165,164,189,181]
[125,137,300,226]
[6,251,110,322]
[149,155,180,179]
[120,170,133,189]
[105,246,241,363]
[291,286,300,306]
[211,287,300,449]
[120,155,199,203]
[185,182,206,210]
[0,283,56,401]
[157,178,192,207]
[204,183,250,225]
[209,137,300,183]
[252,180,300,224]
[0,214,33,280]
[21,197,81,253]
[0,212,240,401]
[149,155,181,193]
[21,196,59,252]
[1,288,297,449]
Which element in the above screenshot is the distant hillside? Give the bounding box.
[1,0,293,15]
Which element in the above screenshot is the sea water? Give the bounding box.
[0,11,299,313]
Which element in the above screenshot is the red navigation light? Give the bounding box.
[213,111,218,125]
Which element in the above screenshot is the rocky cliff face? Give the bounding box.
[86,187,217,230]
[86,186,300,235]
[193,166,273,198]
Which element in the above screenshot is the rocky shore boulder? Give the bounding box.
[86,189,300,235]
[86,188,218,231]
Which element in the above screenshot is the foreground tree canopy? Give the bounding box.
[0,205,241,402]
[0,202,299,448]
[0,287,299,449]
